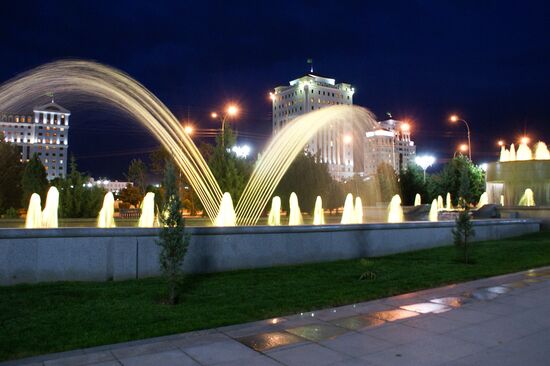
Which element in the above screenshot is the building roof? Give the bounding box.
[33,101,70,114]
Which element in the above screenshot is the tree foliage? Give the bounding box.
[21,153,49,207]
[453,210,475,263]
[208,126,252,202]
[429,156,484,207]
[157,161,189,305]
[119,184,143,207]
[274,152,334,213]
[399,163,428,206]
[376,162,399,203]
[126,159,147,196]
[51,157,105,218]
[0,134,24,213]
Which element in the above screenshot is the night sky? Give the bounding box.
[1,0,549,180]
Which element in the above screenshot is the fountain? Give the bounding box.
[387,195,404,223]
[214,192,236,226]
[414,194,421,206]
[437,195,444,211]
[341,193,355,224]
[446,193,452,210]
[313,196,325,225]
[267,196,281,226]
[25,193,42,229]
[97,192,116,228]
[354,197,363,224]
[288,192,303,225]
[138,192,157,228]
[477,192,488,208]
[488,140,550,206]
[519,188,535,206]
[535,142,550,160]
[516,143,532,161]
[429,199,438,222]
[41,187,59,228]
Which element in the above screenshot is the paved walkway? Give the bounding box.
[5,267,550,366]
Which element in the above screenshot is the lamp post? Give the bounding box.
[211,104,239,148]
[450,115,472,160]
[415,155,435,182]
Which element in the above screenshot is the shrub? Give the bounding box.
[453,210,475,263]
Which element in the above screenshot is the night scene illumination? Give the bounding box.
[0,2,549,365]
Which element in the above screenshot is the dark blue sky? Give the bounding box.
[1,0,549,179]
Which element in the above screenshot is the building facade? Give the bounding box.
[271,73,356,180]
[0,101,70,180]
[364,114,416,177]
[88,178,132,194]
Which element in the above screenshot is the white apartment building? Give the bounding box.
[271,73,356,180]
[88,178,132,194]
[0,100,70,180]
[364,114,416,176]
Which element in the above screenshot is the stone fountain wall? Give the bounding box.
[0,219,539,286]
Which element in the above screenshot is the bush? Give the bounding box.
[3,207,19,219]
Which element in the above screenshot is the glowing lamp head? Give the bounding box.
[459,144,468,152]
[226,105,239,116]
[269,92,275,101]
[400,122,411,132]
[520,136,530,145]
[498,140,504,146]
[343,135,352,144]
[211,112,218,119]
[479,163,488,172]
[184,125,193,135]
[415,155,436,170]
[450,115,459,122]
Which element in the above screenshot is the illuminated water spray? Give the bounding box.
[236,106,378,225]
[267,196,281,226]
[0,60,222,221]
[215,192,236,226]
[313,196,325,225]
[288,192,303,225]
[97,192,116,228]
[138,192,157,227]
[429,199,438,222]
[25,193,42,229]
[42,187,59,228]
[387,195,403,223]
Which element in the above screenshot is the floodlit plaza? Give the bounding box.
[1,1,550,365]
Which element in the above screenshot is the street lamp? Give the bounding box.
[184,125,194,135]
[449,115,472,160]
[211,104,239,147]
[454,143,469,158]
[415,155,435,182]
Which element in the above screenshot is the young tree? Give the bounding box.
[453,210,475,263]
[0,134,24,213]
[157,161,190,305]
[126,159,147,196]
[119,184,143,207]
[21,153,49,206]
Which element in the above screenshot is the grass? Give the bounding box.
[1,231,550,361]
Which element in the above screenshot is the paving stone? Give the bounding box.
[361,334,484,366]
[362,323,434,345]
[111,341,176,359]
[43,351,114,366]
[237,331,306,351]
[119,350,198,366]
[212,354,283,366]
[285,323,349,342]
[435,307,498,324]
[402,313,466,334]
[268,343,347,366]
[320,332,393,357]
[329,315,385,331]
[181,339,259,365]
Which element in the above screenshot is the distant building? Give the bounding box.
[88,178,132,194]
[364,114,416,176]
[271,73,356,180]
[0,100,70,180]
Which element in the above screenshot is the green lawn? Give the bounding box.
[1,231,550,361]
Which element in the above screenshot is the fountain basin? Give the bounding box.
[0,219,539,286]
[486,161,550,206]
